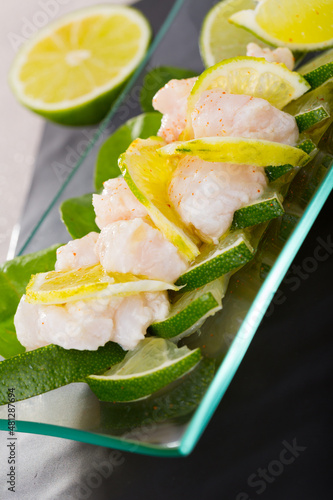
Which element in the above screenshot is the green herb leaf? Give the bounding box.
[140,66,197,113]
[94,112,162,191]
[0,245,61,358]
[60,193,99,239]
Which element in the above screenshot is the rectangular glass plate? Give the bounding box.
[0,0,332,456]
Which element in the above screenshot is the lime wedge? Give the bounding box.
[176,230,255,292]
[159,137,309,167]
[118,137,200,261]
[232,193,284,229]
[0,342,125,406]
[25,264,179,305]
[200,0,259,67]
[9,6,151,125]
[86,337,202,402]
[229,0,333,51]
[149,277,228,341]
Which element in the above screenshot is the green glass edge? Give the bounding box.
[0,420,181,457]
[17,0,185,257]
[179,166,333,456]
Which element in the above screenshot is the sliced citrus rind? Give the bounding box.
[0,342,125,406]
[158,137,309,167]
[295,106,330,134]
[149,277,228,341]
[118,137,200,261]
[232,193,284,230]
[86,338,202,402]
[229,3,333,51]
[9,6,151,125]
[26,264,180,305]
[199,0,259,67]
[175,231,255,292]
[298,49,333,89]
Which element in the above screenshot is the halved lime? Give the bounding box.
[86,337,202,402]
[26,264,179,305]
[229,0,333,51]
[200,0,260,67]
[118,137,200,261]
[149,277,228,341]
[159,137,309,167]
[176,230,255,292]
[0,342,125,406]
[9,6,151,125]
[181,56,310,139]
[232,193,284,229]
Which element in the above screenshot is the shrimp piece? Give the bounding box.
[152,77,197,142]
[191,90,299,145]
[246,42,295,70]
[168,156,267,242]
[92,177,148,230]
[55,232,99,272]
[14,291,169,351]
[95,218,189,282]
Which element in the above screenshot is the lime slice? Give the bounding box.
[25,264,179,305]
[86,337,202,402]
[149,277,228,341]
[200,0,260,67]
[181,57,310,139]
[159,137,309,167]
[0,342,125,405]
[298,49,333,89]
[232,193,284,229]
[229,0,333,51]
[118,137,200,261]
[295,106,330,133]
[9,6,151,125]
[175,231,255,292]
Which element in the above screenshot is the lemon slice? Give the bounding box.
[200,0,260,67]
[159,137,309,166]
[181,57,310,139]
[86,337,202,402]
[229,0,333,51]
[9,6,151,125]
[118,137,200,261]
[25,264,179,305]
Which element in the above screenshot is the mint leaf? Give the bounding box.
[140,66,197,113]
[60,193,99,239]
[0,245,61,358]
[94,112,162,191]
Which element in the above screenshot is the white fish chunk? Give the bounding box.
[153,77,197,142]
[14,291,169,351]
[191,90,299,145]
[168,156,267,242]
[246,42,295,70]
[93,177,148,230]
[55,232,99,272]
[95,218,189,282]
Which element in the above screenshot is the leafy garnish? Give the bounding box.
[140,66,197,113]
[0,245,60,358]
[94,112,162,191]
[60,193,99,239]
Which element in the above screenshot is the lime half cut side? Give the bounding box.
[229,0,333,52]
[86,337,202,402]
[9,6,151,125]
[25,264,179,305]
[200,0,260,67]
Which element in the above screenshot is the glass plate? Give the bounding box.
[0,0,332,456]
